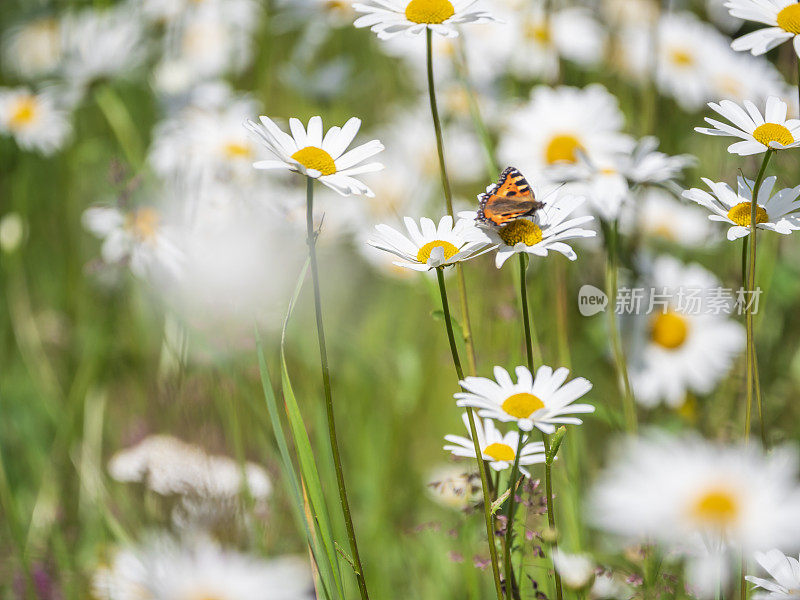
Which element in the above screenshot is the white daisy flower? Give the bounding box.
[498,85,634,185]
[245,115,384,197]
[82,205,183,279]
[2,17,62,79]
[93,534,312,600]
[444,413,546,476]
[60,5,146,86]
[709,48,788,105]
[623,137,695,186]
[507,6,606,81]
[426,465,482,510]
[352,0,497,40]
[589,432,800,558]
[455,365,594,434]
[464,192,596,268]
[682,176,800,241]
[552,551,596,591]
[628,256,745,408]
[747,549,800,600]
[553,156,631,221]
[0,87,71,155]
[108,435,272,501]
[367,214,491,271]
[695,97,800,155]
[620,187,712,248]
[727,0,800,58]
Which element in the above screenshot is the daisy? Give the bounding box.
[497,85,634,185]
[554,155,631,221]
[727,0,800,58]
[620,187,712,248]
[0,87,71,155]
[589,432,800,558]
[709,48,787,105]
[552,551,596,591]
[455,365,594,434]
[464,192,596,268]
[682,176,800,241]
[367,214,491,271]
[2,17,62,79]
[628,256,745,408]
[695,97,800,155]
[444,413,546,476]
[82,205,183,279]
[623,137,695,187]
[245,115,384,197]
[352,0,497,40]
[108,435,272,501]
[747,549,800,600]
[426,465,483,510]
[93,534,312,600]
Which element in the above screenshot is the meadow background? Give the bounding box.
[4,0,800,598]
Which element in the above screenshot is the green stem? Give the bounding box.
[541,433,564,600]
[503,431,525,600]
[305,178,370,600]
[425,27,479,376]
[519,254,536,373]
[93,84,144,168]
[744,150,772,445]
[603,220,637,433]
[435,267,505,600]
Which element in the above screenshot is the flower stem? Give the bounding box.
[744,150,772,446]
[519,254,536,373]
[503,431,525,600]
[603,219,637,433]
[541,433,564,600]
[305,178,370,600]
[435,267,505,600]
[426,27,479,375]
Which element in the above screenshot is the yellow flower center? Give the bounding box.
[223,142,252,159]
[650,311,689,350]
[752,123,794,147]
[405,0,455,24]
[726,202,769,227]
[669,48,694,67]
[501,392,545,419]
[9,95,38,129]
[691,487,740,528]
[525,22,551,43]
[125,208,160,242]
[777,3,800,34]
[290,146,337,176]
[545,133,584,164]
[416,240,459,263]
[498,220,543,247]
[483,442,516,462]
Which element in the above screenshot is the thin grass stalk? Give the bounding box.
[435,267,505,600]
[603,220,637,432]
[305,178,370,600]
[425,28,479,375]
[518,255,564,600]
[541,432,564,600]
[744,150,772,445]
[503,431,525,600]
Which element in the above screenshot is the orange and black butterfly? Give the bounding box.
[477,167,543,227]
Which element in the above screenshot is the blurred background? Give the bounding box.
[4,0,800,597]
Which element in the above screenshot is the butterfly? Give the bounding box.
[477,167,544,227]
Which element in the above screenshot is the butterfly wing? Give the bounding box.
[477,167,543,226]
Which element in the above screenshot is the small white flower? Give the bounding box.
[455,365,594,434]
[623,137,695,186]
[0,87,71,155]
[82,205,183,279]
[444,414,546,476]
[747,549,800,600]
[682,176,800,241]
[353,0,497,40]
[589,432,800,558]
[727,0,800,58]
[2,17,62,79]
[464,192,596,268]
[620,187,712,248]
[628,256,745,408]
[93,534,312,600]
[695,97,800,155]
[245,115,384,197]
[552,551,596,591]
[367,214,491,271]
